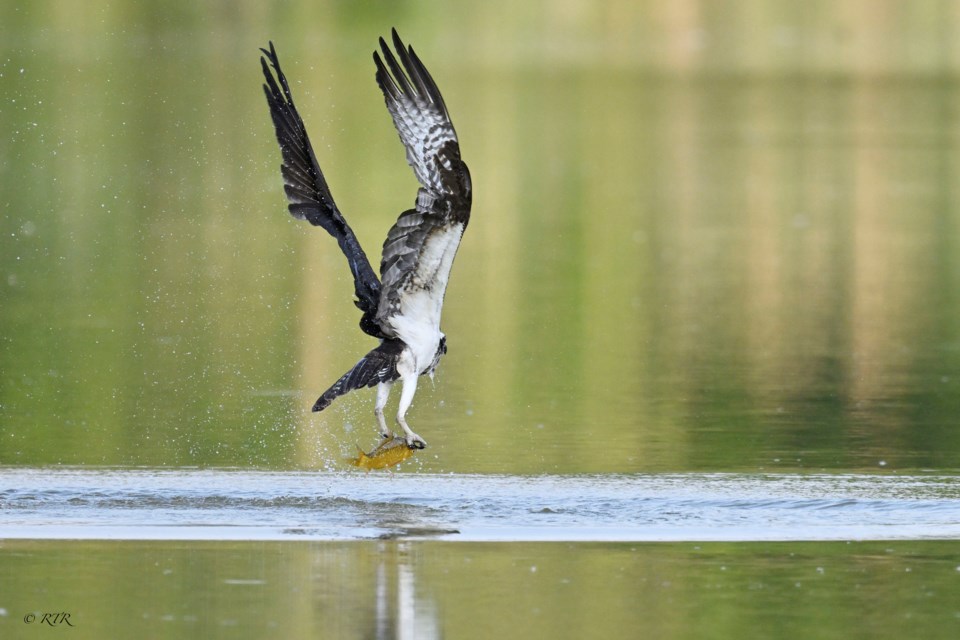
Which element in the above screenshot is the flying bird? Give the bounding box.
[260,30,471,449]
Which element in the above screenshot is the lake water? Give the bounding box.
[4,469,960,542]
[3,2,960,638]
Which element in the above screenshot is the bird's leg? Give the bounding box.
[374,381,394,440]
[396,375,426,449]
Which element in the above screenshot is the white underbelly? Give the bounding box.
[389,291,444,372]
[387,223,463,373]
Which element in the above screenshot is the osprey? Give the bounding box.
[260,30,471,449]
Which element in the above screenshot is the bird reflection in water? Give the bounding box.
[374,543,439,640]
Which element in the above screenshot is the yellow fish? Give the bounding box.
[347,436,416,471]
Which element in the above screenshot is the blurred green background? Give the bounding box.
[2,0,960,473]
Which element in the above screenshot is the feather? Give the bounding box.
[260,43,385,337]
[312,339,404,412]
[373,29,471,208]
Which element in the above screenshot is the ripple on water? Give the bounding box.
[1,468,959,541]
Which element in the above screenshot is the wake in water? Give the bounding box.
[2,468,959,541]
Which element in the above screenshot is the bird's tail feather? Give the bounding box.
[312,340,403,412]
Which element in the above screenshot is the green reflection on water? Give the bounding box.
[1,540,959,639]
[3,2,960,475]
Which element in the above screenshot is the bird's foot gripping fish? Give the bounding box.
[260,29,471,450]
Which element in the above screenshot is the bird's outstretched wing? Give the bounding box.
[373,30,472,320]
[311,339,403,412]
[373,29,470,204]
[261,42,386,338]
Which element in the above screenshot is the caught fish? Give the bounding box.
[347,436,416,471]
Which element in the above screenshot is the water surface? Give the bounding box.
[3,468,960,542]
[2,538,960,640]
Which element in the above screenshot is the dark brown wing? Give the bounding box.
[261,42,385,338]
[373,29,470,203]
[372,30,472,320]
